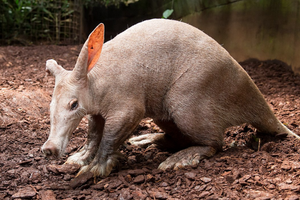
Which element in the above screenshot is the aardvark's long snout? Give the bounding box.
[41,140,60,157]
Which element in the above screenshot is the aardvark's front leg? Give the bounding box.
[78,107,144,177]
[66,115,104,166]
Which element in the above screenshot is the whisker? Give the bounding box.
[75,107,87,118]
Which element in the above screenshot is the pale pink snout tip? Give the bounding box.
[41,140,60,157]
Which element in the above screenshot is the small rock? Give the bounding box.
[141,167,150,173]
[69,172,93,189]
[20,171,30,182]
[291,161,300,170]
[254,176,260,182]
[145,174,154,182]
[278,183,300,191]
[281,161,291,170]
[199,191,210,198]
[260,142,275,152]
[132,189,148,200]
[144,152,153,160]
[259,165,267,174]
[194,184,207,191]
[7,169,18,176]
[267,184,276,189]
[133,175,145,184]
[12,187,36,199]
[47,164,80,175]
[240,175,251,181]
[221,171,231,176]
[153,191,168,199]
[226,175,235,184]
[239,174,251,185]
[118,174,129,186]
[124,174,132,182]
[200,177,212,183]
[90,180,106,190]
[127,155,136,164]
[185,172,196,180]
[2,181,10,187]
[109,179,122,189]
[286,179,293,184]
[204,159,213,168]
[63,174,73,181]
[46,165,59,174]
[57,164,81,174]
[160,182,168,187]
[247,189,274,199]
[232,170,241,180]
[39,190,56,200]
[152,168,163,175]
[118,188,132,200]
[30,170,42,183]
[127,169,144,176]
[285,195,299,200]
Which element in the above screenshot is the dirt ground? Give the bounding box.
[1,45,300,200]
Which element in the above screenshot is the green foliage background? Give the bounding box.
[0,0,79,44]
[0,0,169,44]
[82,0,137,7]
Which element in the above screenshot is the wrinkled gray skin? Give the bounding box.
[41,19,300,177]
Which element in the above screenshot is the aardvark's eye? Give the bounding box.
[69,99,78,110]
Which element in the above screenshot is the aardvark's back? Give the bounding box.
[94,19,241,119]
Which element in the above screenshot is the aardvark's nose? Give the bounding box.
[41,140,59,157]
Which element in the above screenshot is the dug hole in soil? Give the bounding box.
[1,45,300,200]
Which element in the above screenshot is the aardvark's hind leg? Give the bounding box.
[159,146,217,170]
[129,133,164,147]
[129,119,193,150]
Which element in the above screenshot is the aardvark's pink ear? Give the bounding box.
[87,23,104,72]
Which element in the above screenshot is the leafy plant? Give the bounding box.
[1,0,33,42]
[162,9,173,19]
[30,0,74,41]
[1,0,75,44]
[162,0,174,19]
[82,0,130,7]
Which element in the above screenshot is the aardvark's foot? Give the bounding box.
[158,146,216,170]
[76,152,123,177]
[129,133,164,147]
[65,146,95,167]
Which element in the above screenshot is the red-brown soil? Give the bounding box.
[1,45,300,199]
